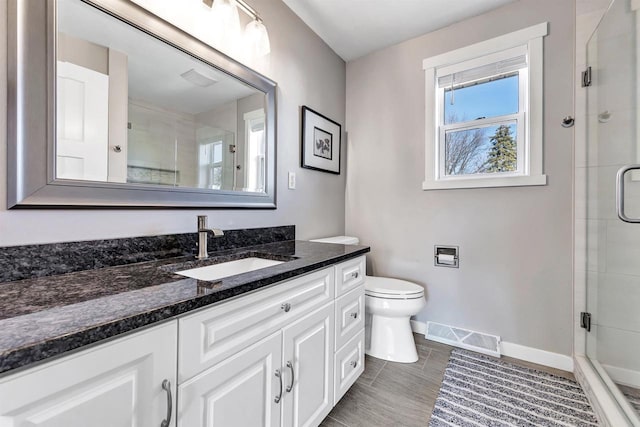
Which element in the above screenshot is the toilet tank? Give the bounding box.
[309,236,360,245]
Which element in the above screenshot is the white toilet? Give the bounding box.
[310,236,426,363]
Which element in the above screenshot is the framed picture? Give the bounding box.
[301,106,341,174]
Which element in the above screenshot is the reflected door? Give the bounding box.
[56,61,109,181]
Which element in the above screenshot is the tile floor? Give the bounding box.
[320,333,575,427]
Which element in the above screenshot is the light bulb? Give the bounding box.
[244,19,271,58]
[211,0,242,55]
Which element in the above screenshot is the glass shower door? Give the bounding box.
[585,0,640,423]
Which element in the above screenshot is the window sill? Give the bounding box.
[422,174,547,190]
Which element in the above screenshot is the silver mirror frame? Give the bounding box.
[7,0,277,208]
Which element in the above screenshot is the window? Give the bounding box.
[423,23,548,190]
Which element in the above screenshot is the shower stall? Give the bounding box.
[577,0,640,424]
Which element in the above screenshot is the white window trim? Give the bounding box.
[423,22,548,190]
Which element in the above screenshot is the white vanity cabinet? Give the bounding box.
[0,321,178,427]
[176,256,366,427]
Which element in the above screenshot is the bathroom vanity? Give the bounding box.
[0,228,368,427]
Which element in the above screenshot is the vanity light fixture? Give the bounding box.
[203,0,271,57]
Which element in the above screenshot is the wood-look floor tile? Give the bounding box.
[318,415,349,427]
[329,382,431,427]
[413,334,452,352]
[359,354,386,385]
[371,359,442,403]
[421,349,452,383]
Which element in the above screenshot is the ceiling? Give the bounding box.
[282,0,519,61]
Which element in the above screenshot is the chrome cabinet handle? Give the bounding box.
[350,360,358,368]
[616,165,640,223]
[281,303,291,312]
[160,379,172,427]
[351,271,359,279]
[286,361,295,392]
[274,369,283,403]
[350,312,358,319]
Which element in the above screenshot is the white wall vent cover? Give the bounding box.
[426,321,501,357]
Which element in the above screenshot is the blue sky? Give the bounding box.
[444,75,519,124]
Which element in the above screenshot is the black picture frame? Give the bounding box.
[301,106,341,174]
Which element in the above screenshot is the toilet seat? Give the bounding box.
[365,276,424,300]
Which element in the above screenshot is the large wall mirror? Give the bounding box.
[7,0,277,208]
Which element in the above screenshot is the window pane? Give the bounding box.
[444,122,517,176]
[444,74,519,125]
[213,143,223,163]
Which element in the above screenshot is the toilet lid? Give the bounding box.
[365,276,424,298]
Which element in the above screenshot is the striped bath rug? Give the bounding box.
[623,391,640,417]
[429,348,598,426]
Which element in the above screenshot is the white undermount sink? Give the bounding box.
[175,257,284,281]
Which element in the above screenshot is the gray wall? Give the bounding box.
[344,0,575,355]
[0,0,346,246]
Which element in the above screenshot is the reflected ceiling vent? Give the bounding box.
[181,69,218,87]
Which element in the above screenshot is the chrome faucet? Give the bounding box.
[197,215,224,259]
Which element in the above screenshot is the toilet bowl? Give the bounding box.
[310,236,426,363]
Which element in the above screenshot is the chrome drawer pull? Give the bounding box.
[350,360,358,368]
[286,361,295,392]
[281,303,291,312]
[350,312,358,319]
[351,271,359,279]
[160,379,172,427]
[274,369,283,403]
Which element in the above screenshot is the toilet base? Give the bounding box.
[365,314,419,363]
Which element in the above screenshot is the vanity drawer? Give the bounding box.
[179,267,334,382]
[335,285,364,350]
[334,330,364,404]
[335,256,365,297]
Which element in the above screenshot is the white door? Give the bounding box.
[178,330,283,427]
[56,60,109,181]
[282,303,335,427]
[0,322,178,427]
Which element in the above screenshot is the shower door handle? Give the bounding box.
[616,164,640,223]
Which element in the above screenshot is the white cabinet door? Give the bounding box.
[282,303,334,427]
[178,330,283,427]
[0,322,177,427]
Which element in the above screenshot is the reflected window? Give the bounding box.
[244,109,266,192]
[199,141,224,189]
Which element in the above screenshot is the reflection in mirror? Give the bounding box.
[56,0,267,193]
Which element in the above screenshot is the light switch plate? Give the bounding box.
[288,172,296,189]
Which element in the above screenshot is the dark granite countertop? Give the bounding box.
[0,240,369,375]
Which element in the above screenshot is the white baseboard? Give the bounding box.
[411,320,574,372]
[410,319,427,334]
[603,363,640,389]
[500,341,574,372]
